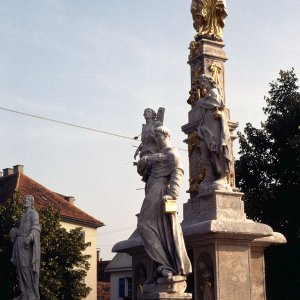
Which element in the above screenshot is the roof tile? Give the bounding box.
[0,173,103,228]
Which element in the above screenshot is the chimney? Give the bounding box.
[65,196,75,205]
[3,168,13,176]
[13,165,24,174]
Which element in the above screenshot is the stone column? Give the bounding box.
[185,35,239,194]
[188,36,227,104]
[181,34,286,300]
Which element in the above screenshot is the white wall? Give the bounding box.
[61,221,98,300]
[110,271,132,300]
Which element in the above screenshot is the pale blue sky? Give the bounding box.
[0,1,299,259]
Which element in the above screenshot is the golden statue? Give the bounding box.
[191,0,227,39]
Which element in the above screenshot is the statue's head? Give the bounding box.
[199,74,217,89]
[155,126,171,149]
[23,195,34,208]
[143,108,157,120]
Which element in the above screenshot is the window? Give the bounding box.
[118,277,132,298]
[119,278,125,298]
[80,230,85,243]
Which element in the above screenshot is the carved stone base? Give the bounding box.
[157,276,187,293]
[140,291,192,300]
[181,190,286,300]
[183,191,246,225]
[138,276,191,300]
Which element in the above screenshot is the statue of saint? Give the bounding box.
[199,262,215,300]
[196,74,232,193]
[137,126,192,280]
[191,0,227,39]
[10,195,41,300]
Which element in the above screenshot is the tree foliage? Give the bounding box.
[0,192,23,298]
[0,192,92,300]
[236,69,300,299]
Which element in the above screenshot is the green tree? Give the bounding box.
[0,192,92,300]
[0,192,22,298]
[236,69,300,299]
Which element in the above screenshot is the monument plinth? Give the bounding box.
[181,189,285,299]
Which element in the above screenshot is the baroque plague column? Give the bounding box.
[182,1,285,300]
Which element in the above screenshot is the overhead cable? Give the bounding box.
[0,106,135,140]
[0,106,187,151]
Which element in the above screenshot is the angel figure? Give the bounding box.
[134,107,165,160]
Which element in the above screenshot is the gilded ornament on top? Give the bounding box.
[191,0,227,39]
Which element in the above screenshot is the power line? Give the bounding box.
[0,106,188,151]
[100,226,135,235]
[0,106,136,140]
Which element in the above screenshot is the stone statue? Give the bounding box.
[10,195,41,300]
[134,107,165,182]
[196,74,232,193]
[137,126,192,281]
[191,0,227,39]
[199,262,215,300]
[134,107,165,160]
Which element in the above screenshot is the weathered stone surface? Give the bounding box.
[252,232,287,245]
[112,236,143,253]
[182,219,273,240]
[217,243,251,299]
[182,189,286,300]
[157,276,187,294]
[140,291,192,300]
[250,247,266,300]
[183,191,246,224]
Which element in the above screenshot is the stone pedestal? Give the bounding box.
[113,191,286,300]
[188,37,227,101]
[140,292,192,300]
[113,237,192,300]
[157,276,187,293]
[181,191,286,300]
[183,190,246,222]
[139,277,192,300]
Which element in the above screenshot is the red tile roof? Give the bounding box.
[0,172,104,228]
